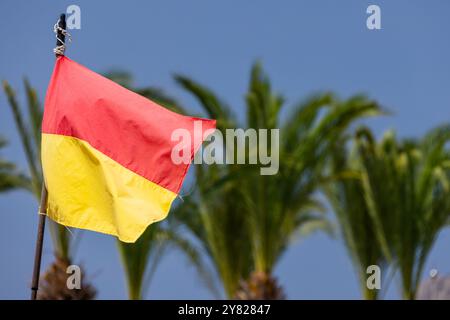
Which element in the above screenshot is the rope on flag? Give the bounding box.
[53,19,71,55]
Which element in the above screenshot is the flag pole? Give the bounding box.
[30,13,66,301]
[30,186,48,300]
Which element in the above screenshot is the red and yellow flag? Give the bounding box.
[41,56,215,242]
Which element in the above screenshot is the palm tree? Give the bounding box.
[325,129,389,299]
[174,62,382,299]
[2,80,95,299]
[333,127,450,299]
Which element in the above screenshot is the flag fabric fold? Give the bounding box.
[41,56,215,242]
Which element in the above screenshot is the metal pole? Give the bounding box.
[30,187,48,300]
[30,13,66,300]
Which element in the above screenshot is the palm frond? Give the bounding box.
[174,75,237,130]
[0,137,32,192]
[332,125,450,299]
[2,80,41,196]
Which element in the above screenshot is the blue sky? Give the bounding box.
[1,0,450,299]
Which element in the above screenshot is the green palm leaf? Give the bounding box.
[331,125,450,299]
[0,137,31,192]
[175,62,382,298]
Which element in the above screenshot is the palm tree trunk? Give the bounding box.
[362,286,378,300]
[234,271,285,300]
[129,287,142,300]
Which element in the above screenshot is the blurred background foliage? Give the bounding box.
[1,62,450,300]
